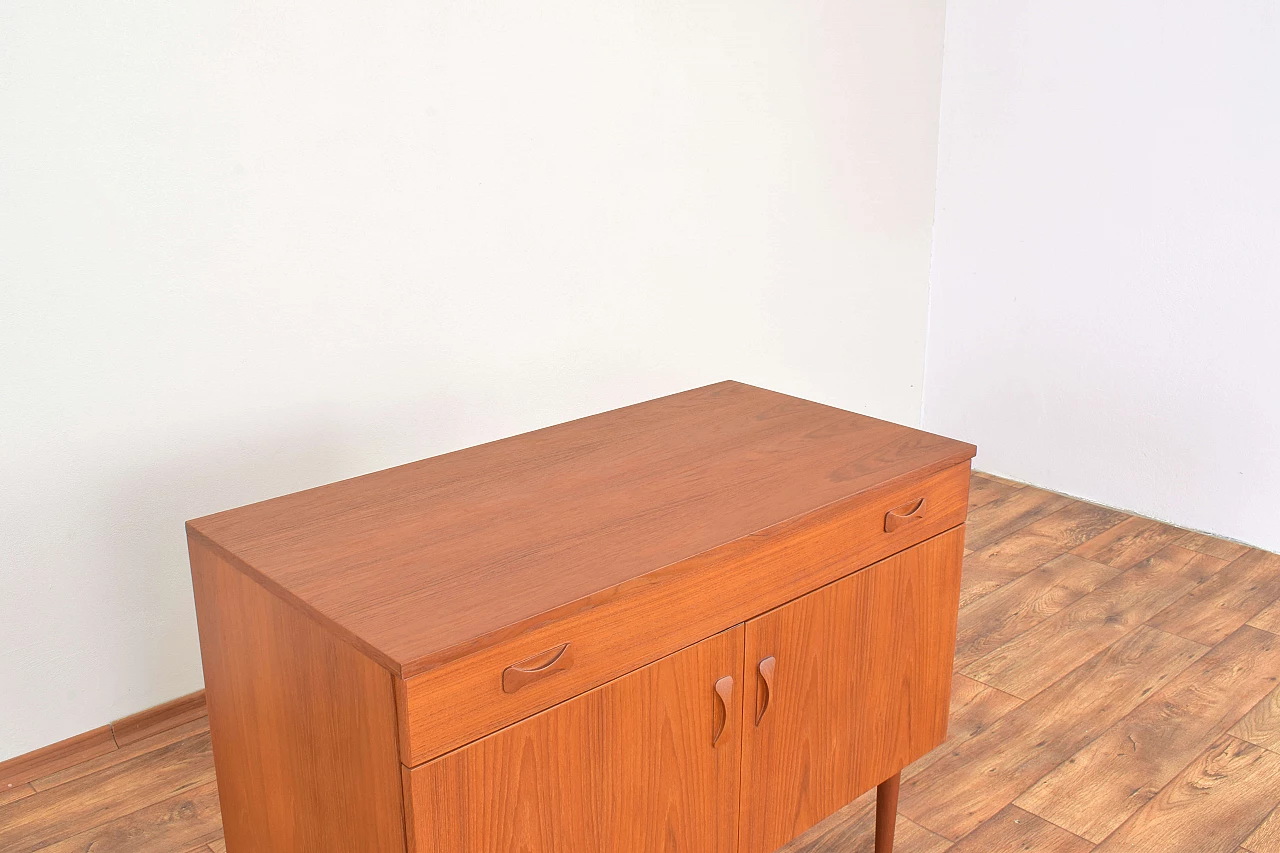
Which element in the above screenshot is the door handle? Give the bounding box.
[884,497,927,533]
[502,643,573,694]
[755,656,776,725]
[712,676,734,747]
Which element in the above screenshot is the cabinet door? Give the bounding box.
[738,527,963,853]
[404,624,744,853]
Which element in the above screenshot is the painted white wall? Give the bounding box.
[0,0,947,761]
[924,1,1280,551]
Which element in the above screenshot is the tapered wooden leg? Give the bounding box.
[874,772,901,853]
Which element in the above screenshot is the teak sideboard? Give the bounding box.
[187,381,976,853]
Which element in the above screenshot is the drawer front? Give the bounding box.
[399,461,971,766]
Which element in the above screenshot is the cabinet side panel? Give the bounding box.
[189,538,405,853]
[405,625,744,853]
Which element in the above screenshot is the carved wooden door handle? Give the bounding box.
[712,676,734,746]
[755,656,776,725]
[502,643,573,694]
[884,497,927,533]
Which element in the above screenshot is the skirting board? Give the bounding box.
[0,690,207,791]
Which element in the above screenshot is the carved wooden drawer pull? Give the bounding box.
[502,643,573,694]
[884,497,927,533]
[712,676,734,746]
[755,656,776,725]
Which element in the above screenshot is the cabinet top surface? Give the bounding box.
[188,381,975,676]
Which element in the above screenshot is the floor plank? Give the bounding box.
[0,782,35,807]
[1250,597,1280,635]
[1148,549,1280,646]
[960,501,1124,605]
[1177,530,1252,562]
[963,545,1225,698]
[207,838,227,853]
[904,674,1023,781]
[953,552,1119,669]
[1015,624,1280,841]
[780,789,952,853]
[898,624,1207,840]
[35,780,222,853]
[969,474,1021,510]
[1072,515,1186,569]
[1244,806,1280,853]
[972,471,1028,490]
[0,725,116,790]
[1231,683,1280,753]
[1094,734,1280,853]
[0,732,215,853]
[963,486,1073,552]
[31,716,210,791]
[946,805,1091,853]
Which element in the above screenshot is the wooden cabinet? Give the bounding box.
[739,529,963,853]
[187,381,975,853]
[404,625,743,853]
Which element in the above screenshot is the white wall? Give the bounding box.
[924,1,1280,551]
[0,0,947,761]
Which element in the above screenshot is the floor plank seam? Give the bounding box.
[1011,804,1096,849]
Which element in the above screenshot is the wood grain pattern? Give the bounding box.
[0,782,35,807]
[959,501,1126,607]
[1093,734,1280,853]
[739,529,963,853]
[972,471,1027,490]
[1016,624,1280,841]
[963,545,1226,698]
[1249,597,1280,635]
[945,805,1092,853]
[0,732,215,853]
[1070,515,1186,569]
[35,780,222,853]
[902,674,1022,781]
[1244,806,1280,853]
[399,463,971,766]
[968,472,1021,510]
[775,788,951,853]
[1230,683,1280,752]
[405,626,743,853]
[32,716,210,791]
[899,625,1208,840]
[0,724,116,790]
[963,485,1073,552]
[189,540,405,853]
[953,552,1119,669]
[110,689,207,747]
[1177,531,1252,561]
[188,381,975,677]
[1148,549,1280,645]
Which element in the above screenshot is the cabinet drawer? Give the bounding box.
[398,462,970,766]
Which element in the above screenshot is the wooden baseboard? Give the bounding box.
[110,689,208,747]
[0,690,206,790]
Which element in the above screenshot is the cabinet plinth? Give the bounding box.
[188,381,975,853]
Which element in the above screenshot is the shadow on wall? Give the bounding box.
[98,419,369,712]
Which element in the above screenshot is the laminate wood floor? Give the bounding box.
[2,471,1277,852]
